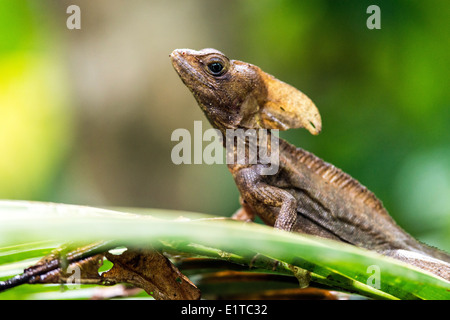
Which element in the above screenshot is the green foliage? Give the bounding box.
[0,1,73,200]
[0,201,448,300]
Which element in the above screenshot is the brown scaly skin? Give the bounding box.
[171,48,450,281]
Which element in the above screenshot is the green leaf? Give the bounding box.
[0,200,448,300]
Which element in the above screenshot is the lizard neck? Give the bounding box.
[221,127,279,173]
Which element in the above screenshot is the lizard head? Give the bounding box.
[170,48,321,135]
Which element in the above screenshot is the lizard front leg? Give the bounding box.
[231,197,257,222]
[232,166,298,232]
[232,165,311,286]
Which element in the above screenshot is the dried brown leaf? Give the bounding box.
[103,249,201,300]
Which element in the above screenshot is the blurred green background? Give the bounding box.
[0,0,448,251]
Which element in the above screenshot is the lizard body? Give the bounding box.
[171,48,450,281]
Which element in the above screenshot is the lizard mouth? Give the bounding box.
[170,49,214,90]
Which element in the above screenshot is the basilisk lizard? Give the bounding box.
[1,48,448,294]
[170,48,450,281]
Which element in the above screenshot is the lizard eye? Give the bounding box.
[207,62,224,76]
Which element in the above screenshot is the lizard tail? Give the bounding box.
[384,248,450,281]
